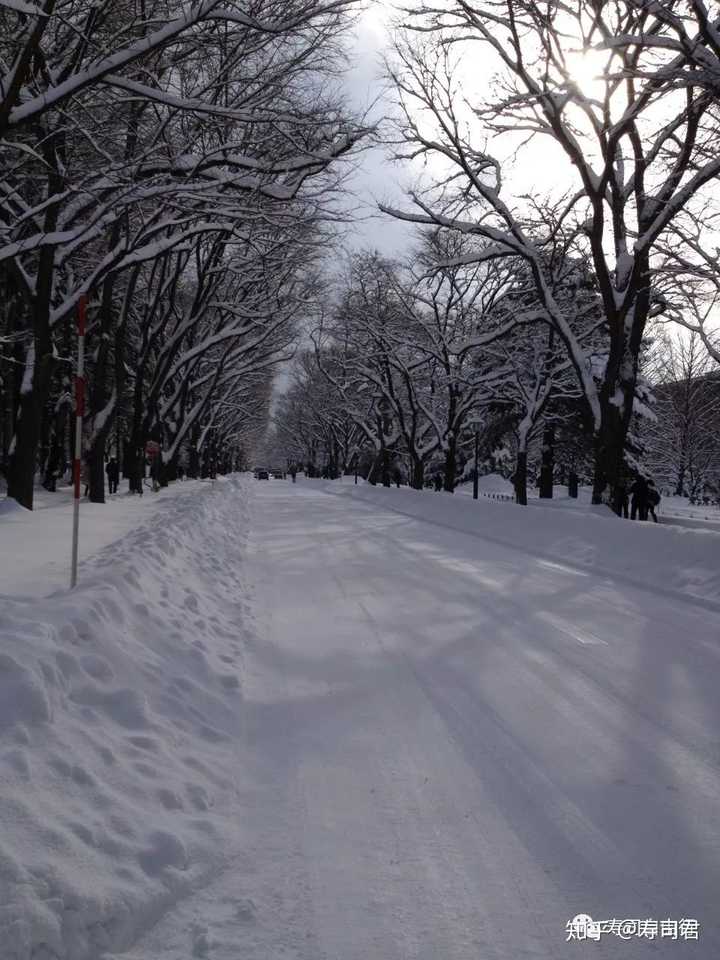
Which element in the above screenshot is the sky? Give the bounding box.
[340,4,581,256]
[340,6,416,255]
[272,2,718,411]
[271,3,587,397]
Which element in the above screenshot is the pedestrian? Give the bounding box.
[612,480,629,519]
[289,465,297,483]
[630,474,649,521]
[393,467,402,488]
[105,457,120,494]
[647,479,661,523]
[434,474,443,492]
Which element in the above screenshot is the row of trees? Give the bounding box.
[273,0,720,506]
[373,0,720,502]
[273,243,720,504]
[0,0,367,508]
[271,240,597,503]
[645,332,720,500]
[3,1,720,512]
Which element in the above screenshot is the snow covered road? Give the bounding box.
[117,478,720,958]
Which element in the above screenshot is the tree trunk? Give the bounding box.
[443,437,456,492]
[125,443,144,493]
[538,423,554,498]
[591,400,628,504]
[7,308,55,508]
[87,400,117,503]
[378,417,390,487]
[1,297,22,480]
[381,446,390,487]
[188,436,200,479]
[591,270,649,503]
[411,459,424,490]
[43,396,69,490]
[7,133,64,509]
[674,463,686,497]
[88,442,105,502]
[514,449,528,505]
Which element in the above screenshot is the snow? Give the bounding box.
[0,483,203,598]
[608,386,624,408]
[468,470,514,495]
[660,495,720,525]
[20,341,35,396]
[0,476,253,960]
[460,475,720,527]
[341,479,720,608]
[1,474,719,958]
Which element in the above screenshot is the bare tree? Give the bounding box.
[643,329,720,498]
[382,0,720,502]
[655,208,720,365]
[0,0,368,506]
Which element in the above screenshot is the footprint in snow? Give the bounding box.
[235,899,257,923]
[191,924,212,957]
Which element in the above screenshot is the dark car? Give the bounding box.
[255,468,270,480]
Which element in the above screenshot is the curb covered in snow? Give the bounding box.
[327,482,720,614]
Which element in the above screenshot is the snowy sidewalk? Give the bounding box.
[338,478,720,609]
[0,481,209,598]
[0,476,255,960]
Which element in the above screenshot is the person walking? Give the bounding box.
[289,466,297,483]
[612,480,629,518]
[106,457,120,494]
[630,474,649,521]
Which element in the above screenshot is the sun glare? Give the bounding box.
[565,48,610,101]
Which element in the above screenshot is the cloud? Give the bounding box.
[340,6,416,254]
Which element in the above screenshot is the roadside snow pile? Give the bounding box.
[474,472,515,495]
[332,481,720,609]
[658,494,720,526]
[0,476,254,960]
[0,482,201,599]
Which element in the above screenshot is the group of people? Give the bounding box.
[612,474,661,522]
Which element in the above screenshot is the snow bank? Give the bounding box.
[330,482,720,610]
[0,483,204,599]
[473,472,515,495]
[0,476,254,960]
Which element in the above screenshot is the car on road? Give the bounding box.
[254,468,270,480]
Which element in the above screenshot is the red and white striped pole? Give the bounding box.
[70,295,87,589]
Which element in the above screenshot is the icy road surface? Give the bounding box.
[122,480,720,959]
